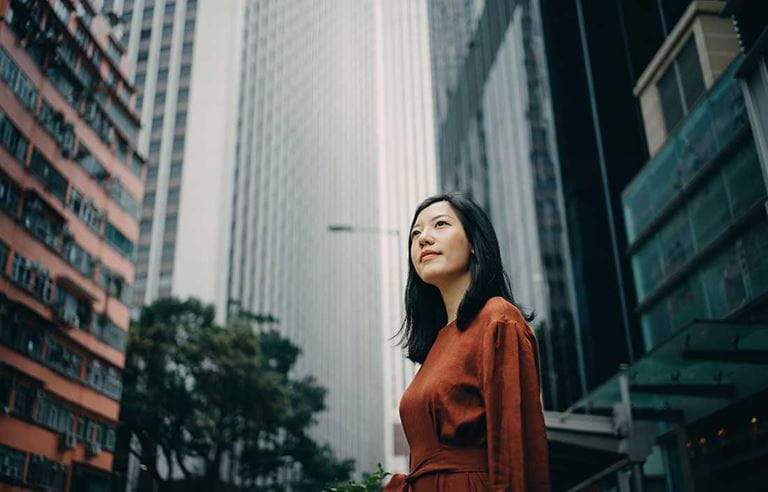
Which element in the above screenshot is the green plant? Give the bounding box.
[324,463,391,491]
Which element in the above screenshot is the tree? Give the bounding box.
[118,297,353,490]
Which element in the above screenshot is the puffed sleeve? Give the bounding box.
[480,317,550,491]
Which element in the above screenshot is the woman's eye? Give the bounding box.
[436,220,447,226]
[411,230,420,238]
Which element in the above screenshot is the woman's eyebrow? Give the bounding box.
[412,214,452,230]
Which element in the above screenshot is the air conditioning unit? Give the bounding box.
[59,432,76,450]
[2,463,20,478]
[62,310,80,329]
[87,441,102,456]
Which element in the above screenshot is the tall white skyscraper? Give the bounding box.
[229,0,438,477]
[373,0,438,474]
[229,0,384,476]
[120,0,242,320]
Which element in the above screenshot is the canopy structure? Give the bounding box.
[545,319,768,491]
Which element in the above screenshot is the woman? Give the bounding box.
[384,193,550,491]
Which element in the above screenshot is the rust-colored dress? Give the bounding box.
[384,297,550,491]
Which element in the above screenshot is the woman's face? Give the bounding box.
[410,201,472,287]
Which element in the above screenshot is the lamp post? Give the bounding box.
[328,223,407,469]
[327,224,405,304]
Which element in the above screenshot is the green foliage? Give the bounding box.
[120,297,353,490]
[323,463,391,491]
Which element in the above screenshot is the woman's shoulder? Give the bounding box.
[475,296,528,328]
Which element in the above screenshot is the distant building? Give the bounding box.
[374,0,438,474]
[122,0,241,323]
[426,0,587,412]
[229,0,385,478]
[0,0,143,489]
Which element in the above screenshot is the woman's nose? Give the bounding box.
[418,232,434,247]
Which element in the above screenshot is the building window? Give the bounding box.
[0,47,38,111]
[105,222,135,259]
[90,313,127,351]
[164,214,177,231]
[146,166,158,181]
[68,188,103,233]
[657,36,706,133]
[27,455,68,490]
[0,444,25,481]
[55,286,92,330]
[45,338,83,380]
[140,219,153,237]
[0,171,21,216]
[0,108,30,163]
[0,241,8,276]
[29,150,68,202]
[11,250,55,303]
[170,161,182,178]
[62,240,95,278]
[75,144,109,185]
[0,318,44,360]
[172,137,185,151]
[38,100,76,156]
[108,179,141,219]
[161,242,175,261]
[167,187,180,205]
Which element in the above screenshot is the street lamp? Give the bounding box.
[326,224,404,302]
[328,223,408,467]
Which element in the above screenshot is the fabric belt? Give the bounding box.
[383,447,487,491]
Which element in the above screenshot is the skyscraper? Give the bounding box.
[122,0,241,320]
[427,0,586,411]
[229,0,384,476]
[0,0,142,489]
[372,0,438,474]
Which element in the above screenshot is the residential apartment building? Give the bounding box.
[0,0,142,489]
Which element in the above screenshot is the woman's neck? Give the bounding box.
[439,273,471,324]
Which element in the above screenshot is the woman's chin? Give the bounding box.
[419,272,446,287]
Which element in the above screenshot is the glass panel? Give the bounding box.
[658,211,695,275]
[632,239,664,302]
[688,171,731,249]
[667,276,708,331]
[743,220,768,299]
[708,70,749,147]
[642,300,672,351]
[675,98,717,187]
[724,143,765,216]
[700,244,747,318]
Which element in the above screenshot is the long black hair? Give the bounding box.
[396,192,533,364]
